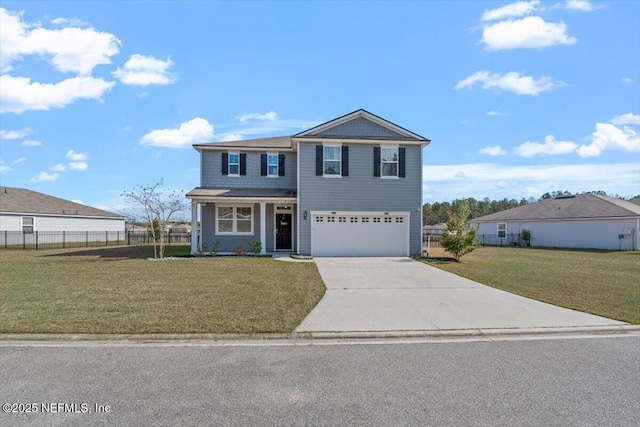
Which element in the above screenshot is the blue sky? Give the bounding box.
[0,0,638,216]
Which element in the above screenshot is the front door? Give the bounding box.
[275,213,292,250]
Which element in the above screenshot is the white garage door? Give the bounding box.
[312,212,409,257]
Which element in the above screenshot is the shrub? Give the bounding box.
[235,244,246,256]
[248,241,262,255]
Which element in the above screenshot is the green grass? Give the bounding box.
[421,246,640,324]
[0,246,326,334]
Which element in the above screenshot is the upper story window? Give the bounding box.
[381,147,398,177]
[267,154,278,177]
[323,146,341,176]
[22,216,34,234]
[228,153,240,176]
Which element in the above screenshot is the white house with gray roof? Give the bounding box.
[187,109,430,256]
[0,186,125,246]
[471,193,640,251]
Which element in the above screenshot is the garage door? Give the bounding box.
[311,212,409,257]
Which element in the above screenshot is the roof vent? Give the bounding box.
[554,194,576,199]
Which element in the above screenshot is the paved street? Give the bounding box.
[297,257,625,332]
[1,335,638,426]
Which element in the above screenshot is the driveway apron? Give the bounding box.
[295,257,625,332]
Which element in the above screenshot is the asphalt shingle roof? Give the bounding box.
[0,187,124,218]
[193,136,292,150]
[472,194,640,222]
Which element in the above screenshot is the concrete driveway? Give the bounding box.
[295,257,625,332]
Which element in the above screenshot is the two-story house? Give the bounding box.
[186,109,430,257]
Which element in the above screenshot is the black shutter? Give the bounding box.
[239,153,247,176]
[278,154,285,176]
[316,145,323,176]
[341,146,349,177]
[398,147,406,178]
[261,154,267,176]
[222,153,228,175]
[373,146,381,177]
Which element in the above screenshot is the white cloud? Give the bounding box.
[66,149,88,161]
[564,0,595,11]
[622,77,633,83]
[481,16,577,51]
[220,134,243,142]
[71,199,85,204]
[486,111,503,116]
[422,162,640,201]
[112,54,177,86]
[577,123,640,157]
[0,8,121,75]
[141,117,214,148]
[0,127,32,139]
[68,161,88,171]
[13,156,26,164]
[454,171,468,179]
[0,164,10,174]
[609,113,640,126]
[514,134,578,157]
[21,139,41,146]
[51,17,88,27]
[481,1,539,21]
[455,71,562,96]
[479,145,508,156]
[0,74,115,114]
[30,171,59,182]
[236,111,279,122]
[50,163,66,172]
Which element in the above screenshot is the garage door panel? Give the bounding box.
[312,213,408,257]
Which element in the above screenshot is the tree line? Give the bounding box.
[423,191,638,225]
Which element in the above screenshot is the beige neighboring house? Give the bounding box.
[0,186,125,245]
[471,193,640,250]
[423,223,447,235]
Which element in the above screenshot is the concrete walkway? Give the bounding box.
[295,258,626,332]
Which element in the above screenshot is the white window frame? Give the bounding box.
[22,216,35,234]
[267,152,279,178]
[228,153,240,177]
[323,145,342,177]
[380,145,399,179]
[497,223,506,238]
[216,204,254,235]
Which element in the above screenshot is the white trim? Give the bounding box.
[296,148,300,254]
[293,137,426,146]
[187,197,296,203]
[228,152,240,177]
[259,203,266,254]
[190,201,198,255]
[380,145,399,178]
[322,144,342,177]
[472,216,640,224]
[215,204,254,235]
[196,146,294,153]
[267,152,279,177]
[0,212,123,220]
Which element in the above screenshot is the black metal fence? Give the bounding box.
[423,233,526,249]
[0,230,191,250]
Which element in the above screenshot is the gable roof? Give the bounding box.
[294,109,430,143]
[471,194,640,222]
[192,109,430,151]
[0,186,124,218]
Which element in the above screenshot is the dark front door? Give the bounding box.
[275,213,292,250]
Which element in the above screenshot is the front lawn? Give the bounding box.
[421,247,639,324]
[0,246,326,334]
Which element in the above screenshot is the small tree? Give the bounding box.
[122,179,187,259]
[440,200,478,261]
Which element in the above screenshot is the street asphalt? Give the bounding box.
[296,257,626,332]
[1,336,638,426]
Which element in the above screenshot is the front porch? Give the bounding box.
[186,188,297,255]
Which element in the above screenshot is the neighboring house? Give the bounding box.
[186,109,430,256]
[0,186,125,245]
[471,193,640,251]
[423,223,447,235]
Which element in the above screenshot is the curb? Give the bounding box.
[1,325,638,344]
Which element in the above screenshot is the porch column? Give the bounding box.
[260,202,266,254]
[190,201,198,255]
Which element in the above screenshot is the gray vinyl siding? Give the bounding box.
[201,151,296,188]
[297,142,423,256]
[314,117,410,139]
[201,203,261,253]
